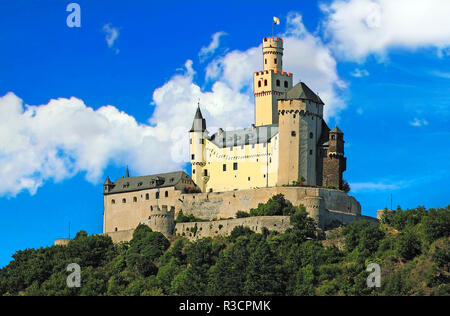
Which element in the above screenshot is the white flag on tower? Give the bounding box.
[273,16,280,25]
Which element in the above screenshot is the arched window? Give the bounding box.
[274,58,277,64]
[276,79,280,87]
[145,193,149,200]
[264,79,267,86]
[133,196,137,202]
[122,198,126,203]
[111,199,115,204]
[265,58,267,64]
[258,81,261,88]
[284,81,288,88]
[310,132,313,139]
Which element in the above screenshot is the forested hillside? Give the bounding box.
[0,196,448,296]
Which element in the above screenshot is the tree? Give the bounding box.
[422,207,450,243]
[397,231,421,260]
[244,239,282,295]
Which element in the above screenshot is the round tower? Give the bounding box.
[148,205,175,237]
[254,36,292,126]
[262,37,283,72]
[303,196,326,229]
[189,104,207,192]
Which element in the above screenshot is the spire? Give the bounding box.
[189,103,206,132]
[126,165,130,178]
[330,126,343,134]
[104,176,112,185]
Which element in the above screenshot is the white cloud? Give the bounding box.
[350,181,401,192]
[199,31,227,62]
[102,23,120,53]
[0,92,187,197]
[321,0,450,61]
[351,68,370,77]
[409,118,429,127]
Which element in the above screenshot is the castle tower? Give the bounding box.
[147,205,175,237]
[322,126,346,189]
[277,82,325,186]
[303,196,326,230]
[103,177,114,194]
[189,104,207,192]
[254,37,293,126]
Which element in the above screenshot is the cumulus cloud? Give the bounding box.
[199,31,227,62]
[351,68,370,77]
[102,23,120,53]
[0,92,187,196]
[409,118,429,127]
[321,0,450,61]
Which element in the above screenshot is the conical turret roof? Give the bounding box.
[189,104,206,132]
[330,126,343,134]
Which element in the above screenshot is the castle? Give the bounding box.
[100,34,376,243]
[190,36,346,193]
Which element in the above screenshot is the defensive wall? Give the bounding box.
[104,186,363,234]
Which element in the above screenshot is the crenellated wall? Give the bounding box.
[103,186,363,234]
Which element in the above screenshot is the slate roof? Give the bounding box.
[209,124,278,148]
[189,106,206,132]
[282,82,324,105]
[104,171,189,195]
[330,126,343,134]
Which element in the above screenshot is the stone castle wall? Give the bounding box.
[174,216,291,240]
[104,186,363,234]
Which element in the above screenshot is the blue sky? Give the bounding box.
[1,0,449,267]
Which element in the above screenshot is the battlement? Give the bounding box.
[143,205,175,236]
[263,36,283,47]
[254,70,292,76]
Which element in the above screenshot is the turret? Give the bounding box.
[254,37,293,126]
[189,104,207,192]
[322,126,346,189]
[103,177,114,194]
[262,36,283,72]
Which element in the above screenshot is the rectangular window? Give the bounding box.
[223,164,226,171]
[248,177,251,181]
[233,162,238,170]
[203,169,208,176]
[190,138,192,144]
[291,131,296,137]
[191,154,195,160]
[165,191,168,197]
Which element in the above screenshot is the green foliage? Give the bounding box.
[397,231,422,260]
[0,203,448,296]
[422,206,450,243]
[175,210,203,223]
[249,194,297,216]
[235,211,250,218]
[228,226,254,243]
